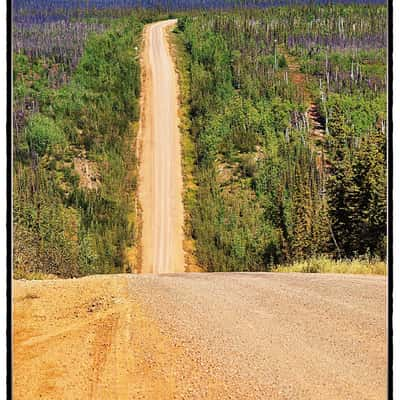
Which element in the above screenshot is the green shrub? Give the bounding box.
[278,55,287,68]
[25,114,66,156]
[14,17,144,278]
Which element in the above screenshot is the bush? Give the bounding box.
[25,114,66,156]
[273,256,386,275]
[278,55,287,69]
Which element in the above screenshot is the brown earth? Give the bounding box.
[283,50,330,171]
[137,20,185,274]
[13,276,227,399]
[73,157,100,190]
[13,273,387,399]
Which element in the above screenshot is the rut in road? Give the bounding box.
[138,20,185,274]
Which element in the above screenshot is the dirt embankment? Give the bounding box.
[13,276,226,399]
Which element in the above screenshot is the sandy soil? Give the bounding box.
[13,273,387,399]
[137,20,185,273]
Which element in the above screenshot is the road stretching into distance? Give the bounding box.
[12,20,387,400]
[138,19,185,274]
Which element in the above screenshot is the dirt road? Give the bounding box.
[138,19,185,273]
[13,273,387,399]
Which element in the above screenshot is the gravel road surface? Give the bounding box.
[13,273,387,399]
[137,19,185,274]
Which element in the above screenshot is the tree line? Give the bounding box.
[14,16,143,277]
[176,3,386,272]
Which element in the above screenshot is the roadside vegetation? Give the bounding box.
[175,3,387,272]
[273,257,386,275]
[13,14,143,277]
[169,26,203,272]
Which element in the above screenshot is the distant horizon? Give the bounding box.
[12,0,388,25]
[13,0,387,12]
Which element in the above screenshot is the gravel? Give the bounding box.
[127,272,387,400]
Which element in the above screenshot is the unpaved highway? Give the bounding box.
[138,19,185,273]
[13,273,387,399]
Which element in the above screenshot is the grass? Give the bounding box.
[170,27,197,212]
[272,256,386,275]
[13,270,58,280]
[169,26,202,272]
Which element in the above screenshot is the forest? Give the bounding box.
[176,3,387,272]
[12,0,387,277]
[13,13,145,277]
